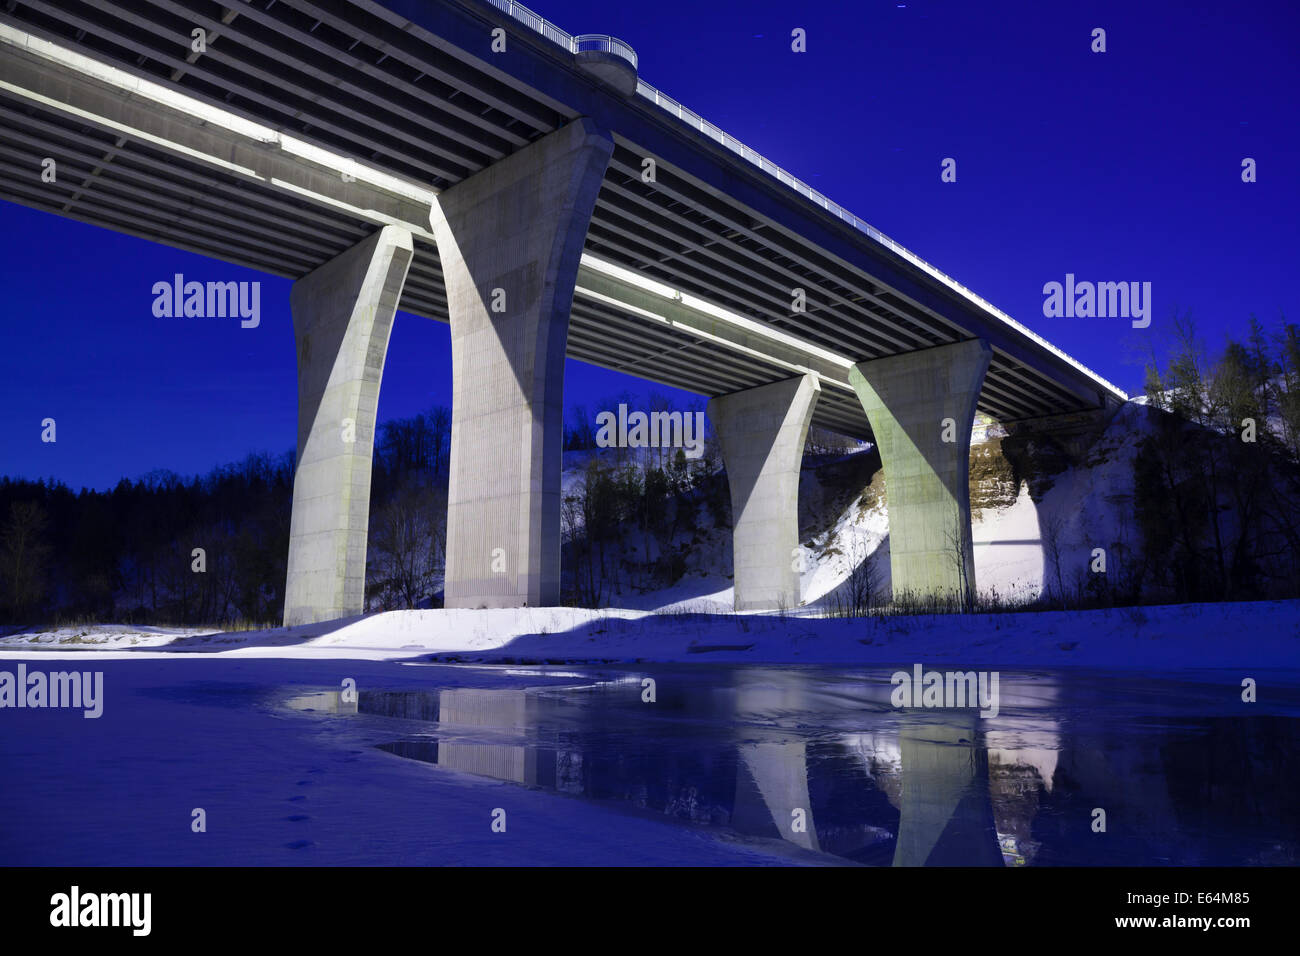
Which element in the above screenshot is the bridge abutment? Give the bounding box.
[708,373,820,611]
[432,118,613,608]
[283,225,414,626]
[850,339,992,608]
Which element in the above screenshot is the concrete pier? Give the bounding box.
[283,225,413,626]
[850,340,991,606]
[432,119,613,608]
[708,373,820,611]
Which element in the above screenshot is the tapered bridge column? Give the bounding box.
[850,339,991,606]
[708,373,820,611]
[432,119,613,608]
[284,225,414,626]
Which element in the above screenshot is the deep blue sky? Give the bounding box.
[2,0,1297,490]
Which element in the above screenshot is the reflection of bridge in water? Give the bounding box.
[287,666,1300,866]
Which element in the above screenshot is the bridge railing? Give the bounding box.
[481,0,572,49]
[573,34,638,68]
[475,0,1127,399]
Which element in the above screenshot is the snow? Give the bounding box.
[4,406,1295,868]
[3,598,1296,670]
[0,623,220,650]
[4,404,1288,671]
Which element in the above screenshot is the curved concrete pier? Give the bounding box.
[283,225,413,626]
[432,119,614,608]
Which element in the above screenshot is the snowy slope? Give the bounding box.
[4,598,1297,669]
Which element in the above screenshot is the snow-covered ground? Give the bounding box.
[0,622,222,650]
[2,598,1296,669]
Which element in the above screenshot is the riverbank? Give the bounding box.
[2,599,1295,669]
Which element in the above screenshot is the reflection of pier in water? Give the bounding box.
[285,667,1300,866]
[893,713,1001,866]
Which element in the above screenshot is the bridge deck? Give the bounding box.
[0,0,1126,441]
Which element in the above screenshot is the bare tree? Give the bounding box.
[1039,510,1066,604]
[836,532,878,615]
[428,405,452,475]
[0,500,52,618]
[369,480,446,609]
[561,469,606,607]
[944,514,975,613]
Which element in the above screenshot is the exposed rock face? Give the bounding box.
[969,433,1019,519]
[996,409,1119,501]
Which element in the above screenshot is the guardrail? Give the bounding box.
[475,0,1128,400]
[481,0,571,49]
[573,34,638,69]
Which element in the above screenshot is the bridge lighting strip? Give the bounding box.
[0,23,439,209]
[575,285,830,385]
[577,255,856,390]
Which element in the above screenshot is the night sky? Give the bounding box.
[2,0,1296,490]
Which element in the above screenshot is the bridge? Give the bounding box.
[0,0,1127,622]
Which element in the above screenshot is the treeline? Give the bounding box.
[0,454,293,626]
[0,407,456,627]
[562,394,718,604]
[0,395,745,624]
[1135,314,1300,602]
[561,443,723,606]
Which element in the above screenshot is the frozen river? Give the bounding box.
[294,662,1300,866]
[2,655,1295,866]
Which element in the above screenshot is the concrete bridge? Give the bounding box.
[0,0,1127,622]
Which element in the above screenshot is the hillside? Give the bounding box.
[559,405,1153,612]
